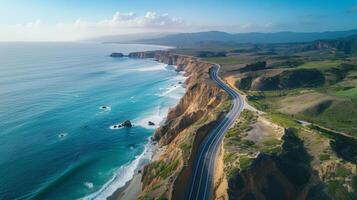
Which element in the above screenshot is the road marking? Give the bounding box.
[187,65,244,200]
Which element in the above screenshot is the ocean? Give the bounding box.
[0,42,185,199]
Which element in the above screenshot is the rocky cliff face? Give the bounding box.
[130,51,231,200]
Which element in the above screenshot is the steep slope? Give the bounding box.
[128,51,231,199]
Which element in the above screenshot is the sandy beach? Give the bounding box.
[108,144,166,200]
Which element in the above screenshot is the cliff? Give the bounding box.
[219,109,357,200]
[129,51,231,199]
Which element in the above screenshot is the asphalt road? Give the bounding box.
[186,64,244,200]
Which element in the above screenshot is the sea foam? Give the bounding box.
[134,106,168,129]
[133,63,168,72]
[79,140,155,200]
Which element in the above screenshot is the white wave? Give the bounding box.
[156,85,180,97]
[132,64,167,72]
[173,73,187,81]
[84,182,94,189]
[134,106,168,129]
[58,132,67,139]
[166,92,185,100]
[79,62,186,200]
[79,141,155,200]
[109,124,122,130]
[97,106,111,116]
[99,106,111,112]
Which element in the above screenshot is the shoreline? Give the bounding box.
[105,50,225,199]
[106,58,185,200]
[108,144,166,200]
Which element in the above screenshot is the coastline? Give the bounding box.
[106,56,186,200]
[107,50,227,200]
[108,145,166,200]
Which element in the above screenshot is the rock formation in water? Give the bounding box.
[110,52,124,57]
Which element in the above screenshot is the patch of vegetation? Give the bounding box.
[269,59,305,69]
[309,125,357,163]
[280,69,325,89]
[225,126,240,138]
[319,154,330,161]
[239,156,254,171]
[158,159,179,179]
[247,96,271,111]
[263,138,281,146]
[221,98,233,112]
[269,113,300,128]
[238,139,256,148]
[227,167,240,179]
[224,152,236,163]
[203,56,248,65]
[353,176,357,192]
[156,195,168,200]
[179,142,191,161]
[257,138,282,155]
[259,145,282,155]
[298,60,342,70]
[240,110,258,122]
[225,110,257,141]
[197,51,226,58]
[239,61,267,73]
[334,87,357,99]
[326,180,355,200]
[236,76,253,90]
[144,159,180,183]
[335,167,349,178]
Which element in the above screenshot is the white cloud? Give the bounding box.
[0,11,186,41]
[26,19,42,28]
[97,11,183,28]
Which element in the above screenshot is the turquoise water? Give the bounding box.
[0,43,184,199]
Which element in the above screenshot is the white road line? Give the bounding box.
[187,65,244,200]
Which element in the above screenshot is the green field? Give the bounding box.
[203,56,248,65]
[297,60,342,70]
[333,87,357,99]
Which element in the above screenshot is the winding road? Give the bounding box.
[186,64,244,200]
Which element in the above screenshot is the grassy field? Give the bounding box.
[203,56,248,65]
[246,90,357,137]
[194,41,357,199]
[176,41,357,136]
[297,60,342,70]
[333,87,357,99]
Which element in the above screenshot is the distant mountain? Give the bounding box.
[136,29,357,46]
[309,34,357,54]
[87,32,170,43]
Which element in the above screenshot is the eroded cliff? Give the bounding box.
[129,51,231,200]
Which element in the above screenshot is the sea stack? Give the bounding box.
[121,120,132,127]
[110,52,124,57]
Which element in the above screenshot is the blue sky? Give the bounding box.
[0,0,356,41]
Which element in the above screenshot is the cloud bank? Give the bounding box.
[0,11,186,41]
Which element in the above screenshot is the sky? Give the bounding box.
[0,0,356,41]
